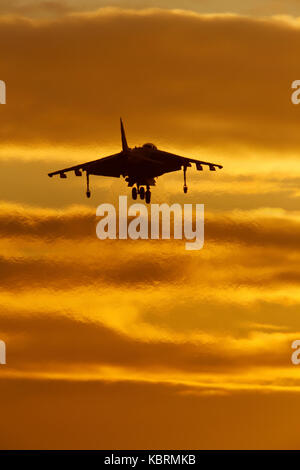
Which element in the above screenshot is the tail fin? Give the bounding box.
[120,118,129,152]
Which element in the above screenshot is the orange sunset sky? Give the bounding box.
[1,0,300,449]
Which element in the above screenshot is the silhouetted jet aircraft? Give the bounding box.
[48,119,223,203]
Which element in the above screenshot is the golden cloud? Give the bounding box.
[0,9,299,154]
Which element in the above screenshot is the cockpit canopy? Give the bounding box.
[142,143,157,150]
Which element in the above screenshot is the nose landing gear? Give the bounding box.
[145,187,151,204]
[132,187,137,200]
[131,185,151,203]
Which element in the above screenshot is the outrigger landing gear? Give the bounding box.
[183,166,188,194]
[86,172,91,198]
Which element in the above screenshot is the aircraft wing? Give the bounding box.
[157,150,223,171]
[48,152,124,178]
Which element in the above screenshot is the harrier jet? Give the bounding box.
[48,119,223,203]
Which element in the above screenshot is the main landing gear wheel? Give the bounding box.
[132,187,137,200]
[140,187,145,200]
[145,190,151,204]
